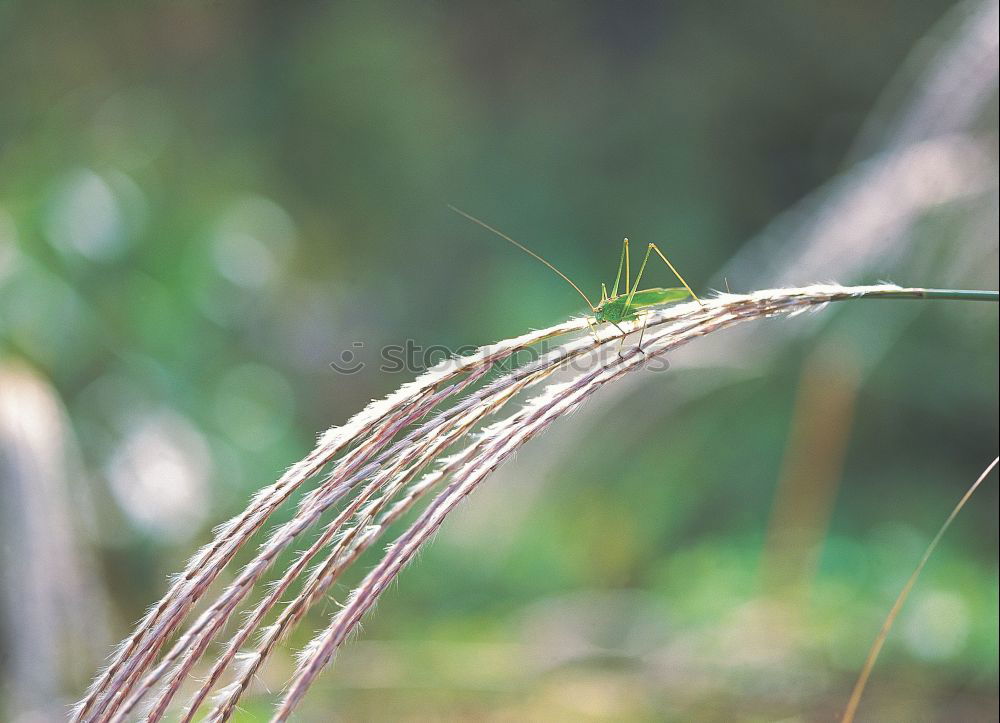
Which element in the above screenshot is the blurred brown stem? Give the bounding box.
[841,456,1000,723]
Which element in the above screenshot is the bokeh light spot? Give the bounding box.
[211,195,296,288]
[903,589,969,660]
[106,409,212,541]
[43,168,130,261]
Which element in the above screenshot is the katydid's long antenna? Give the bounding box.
[449,205,597,311]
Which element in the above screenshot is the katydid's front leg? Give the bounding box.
[611,238,630,298]
[624,238,631,295]
[586,317,602,344]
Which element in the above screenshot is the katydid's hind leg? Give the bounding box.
[624,243,653,310]
[624,242,702,310]
[648,243,702,306]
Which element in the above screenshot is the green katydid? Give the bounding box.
[449,206,703,354]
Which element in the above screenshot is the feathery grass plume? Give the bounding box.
[75,333,562,723]
[126,337,600,722]
[75,283,997,722]
[77,322,579,723]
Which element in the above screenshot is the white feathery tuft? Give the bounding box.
[73,284,948,723]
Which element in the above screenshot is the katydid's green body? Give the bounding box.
[450,206,703,352]
[594,287,691,323]
[591,234,696,328]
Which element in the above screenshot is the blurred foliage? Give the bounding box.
[0,1,997,720]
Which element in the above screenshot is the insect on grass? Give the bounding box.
[450,206,704,354]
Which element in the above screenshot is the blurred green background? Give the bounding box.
[0,1,997,721]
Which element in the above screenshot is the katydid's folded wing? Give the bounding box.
[628,287,691,308]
